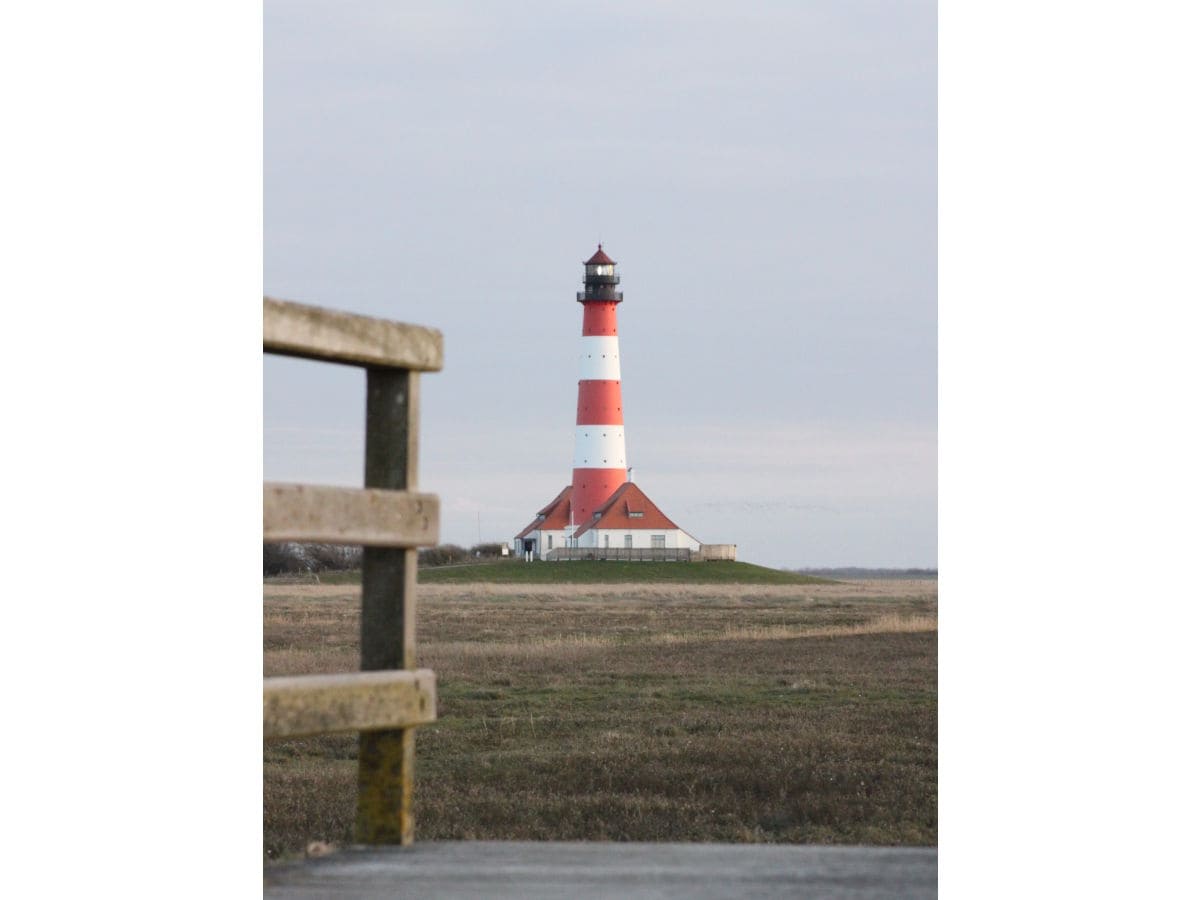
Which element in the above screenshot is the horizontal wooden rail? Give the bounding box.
[264,297,444,372]
[264,483,439,547]
[264,670,437,740]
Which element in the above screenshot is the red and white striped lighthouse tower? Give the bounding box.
[572,245,628,526]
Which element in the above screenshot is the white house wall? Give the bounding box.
[514,530,556,556]
[518,528,701,554]
[583,529,700,551]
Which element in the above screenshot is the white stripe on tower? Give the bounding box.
[572,427,627,468]
[577,336,621,381]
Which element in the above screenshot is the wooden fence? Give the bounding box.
[262,297,443,845]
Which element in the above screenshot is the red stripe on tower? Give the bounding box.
[581,302,619,336]
[571,245,628,525]
[575,381,623,425]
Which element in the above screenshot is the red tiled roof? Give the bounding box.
[514,486,572,539]
[572,482,681,538]
[585,244,615,265]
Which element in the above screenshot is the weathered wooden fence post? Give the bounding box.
[357,368,420,844]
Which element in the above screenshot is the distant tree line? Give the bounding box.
[790,567,938,580]
[264,542,507,575]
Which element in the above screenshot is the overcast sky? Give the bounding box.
[264,1,936,568]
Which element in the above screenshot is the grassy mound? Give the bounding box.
[418,560,834,585]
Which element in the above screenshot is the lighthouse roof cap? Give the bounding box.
[584,244,616,266]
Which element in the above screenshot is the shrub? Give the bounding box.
[263,542,363,576]
[469,543,505,558]
[418,544,469,567]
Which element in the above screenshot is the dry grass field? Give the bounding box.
[264,579,937,861]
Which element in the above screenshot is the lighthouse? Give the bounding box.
[514,246,706,560]
[572,245,628,526]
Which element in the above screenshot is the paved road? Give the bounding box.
[265,841,936,899]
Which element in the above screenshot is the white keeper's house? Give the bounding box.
[514,482,702,558]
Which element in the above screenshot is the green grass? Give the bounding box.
[264,561,836,587]
[418,560,835,585]
[265,561,835,588]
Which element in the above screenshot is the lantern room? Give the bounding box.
[578,245,623,302]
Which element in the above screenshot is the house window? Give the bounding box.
[624,534,633,549]
[548,535,553,549]
[651,535,666,549]
[604,534,610,548]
